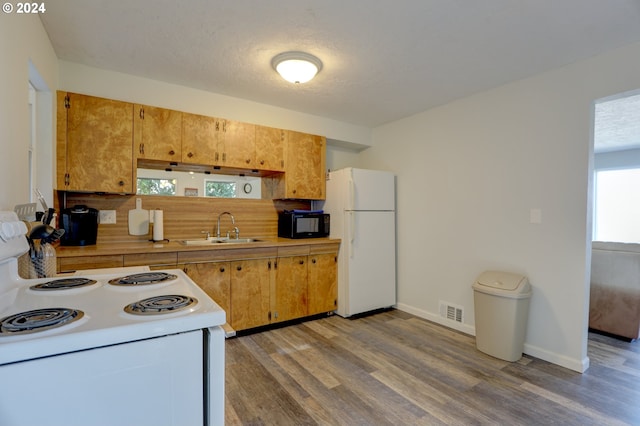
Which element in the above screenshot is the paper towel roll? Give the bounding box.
[152,209,164,241]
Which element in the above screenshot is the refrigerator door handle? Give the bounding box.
[349,211,355,258]
[348,177,355,210]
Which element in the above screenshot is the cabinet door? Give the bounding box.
[273,256,308,322]
[56,92,68,190]
[255,125,285,171]
[230,258,272,331]
[221,120,256,168]
[283,131,326,199]
[64,93,134,193]
[183,262,231,315]
[134,105,182,162]
[182,112,219,164]
[308,253,337,315]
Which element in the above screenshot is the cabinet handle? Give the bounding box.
[312,258,317,264]
[292,189,297,194]
[236,265,242,271]
[139,108,144,119]
[299,260,304,265]
[169,150,175,156]
[118,180,124,186]
[246,159,251,164]
[219,267,225,273]
[187,152,193,158]
[222,153,226,162]
[268,260,271,269]
[215,152,219,161]
[260,160,265,165]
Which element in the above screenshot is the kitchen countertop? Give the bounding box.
[56,237,341,258]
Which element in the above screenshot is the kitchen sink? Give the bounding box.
[179,238,261,245]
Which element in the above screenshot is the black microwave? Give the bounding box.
[278,212,330,239]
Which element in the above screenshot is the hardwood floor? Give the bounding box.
[225,309,640,425]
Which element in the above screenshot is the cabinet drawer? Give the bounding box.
[277,245,310,257]
[178,247,277,263]
[123,252,178,267]
[309,242,340,255]
[58,255,124,272]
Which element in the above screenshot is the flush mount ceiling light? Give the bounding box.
[271,51,323,84]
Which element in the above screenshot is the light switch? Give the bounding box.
[530,208,542,224]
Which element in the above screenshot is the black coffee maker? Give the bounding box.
[60,205,99,246]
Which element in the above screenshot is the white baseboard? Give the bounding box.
[523,343,590,373]
[395,302,589,373]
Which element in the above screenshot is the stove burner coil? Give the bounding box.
[124,295,197,315]
[0,308,84,335]
[30,278,97,291]
[108,272,177,286]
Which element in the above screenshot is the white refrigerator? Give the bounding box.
[319,167,396,317]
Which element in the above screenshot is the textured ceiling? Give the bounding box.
[40,0,640,148]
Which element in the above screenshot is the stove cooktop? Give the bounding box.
[0,307,85,336]
[0,267,226,365]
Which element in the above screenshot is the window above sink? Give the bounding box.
[137,168,262,199]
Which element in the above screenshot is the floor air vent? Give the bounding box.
[439,301,464,323]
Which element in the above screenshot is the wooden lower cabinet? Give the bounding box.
[181,261,231,315]
[308,253,338,315]
[59,243,338,332]
[273,255,309,323]
[229,258,272,330]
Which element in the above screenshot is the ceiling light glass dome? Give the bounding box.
[272,52,323,84]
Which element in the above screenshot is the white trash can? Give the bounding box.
[472,270,532,362]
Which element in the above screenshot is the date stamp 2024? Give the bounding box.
[3,2,46,14]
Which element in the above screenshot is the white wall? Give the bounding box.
[361,41,640,372]
[0,14,58,210]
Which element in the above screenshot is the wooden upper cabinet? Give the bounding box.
[273,131,326,200]
[182,112,220,164]
[58,92,326,199]
[255,125,285,172]
[219,120,256,168]
[58,92,135,194]
[56,92,68,191]
[134,105,182,162]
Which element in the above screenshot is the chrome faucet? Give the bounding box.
[216,212,235,238]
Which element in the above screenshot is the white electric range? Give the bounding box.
[0,212,226,426]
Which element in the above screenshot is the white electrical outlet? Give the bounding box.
[99,210,116,224]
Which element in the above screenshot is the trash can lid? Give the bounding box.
[473,270,531,297]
